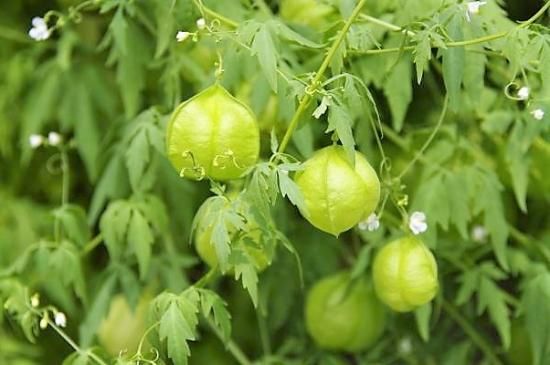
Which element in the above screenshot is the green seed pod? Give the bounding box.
[305,272,386,352]
[372,236,438,312]
[294,145,380,236]
[166,84,260,181]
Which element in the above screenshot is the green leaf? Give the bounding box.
[473,170,509,270]
[53,204,90,247]
[507,121,530,212]
[523,273,550,365]
[252,24,278,92]
[100,200,132,260]
[48,241,87,302]
[159,302,194,365]
[384,57,412,131]
[79,273,117,347]
[326,102,355,164]
[445,173,470,239]
[415,302,432,342]
[199,289,232,342]
[275,21,323,48]
[277,169,307,214]
[154,0,176,58]
[125,124,151,192]
[127,209,154,279]
[413,31,432,84]
[234,262,259,307]
[442,14,465,111]
[478,277,510,348]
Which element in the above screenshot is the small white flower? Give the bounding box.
[409,211,428,235]
[176,31,191,42]
[39,317,48,329]
[30,294,40,308]
[312,96,331,119]
[29,17,51,41]
[466,1,487,22]
[471,225,488,243]
[517,86,530,100]
[54,312,67,327]
[196,18,206,30]
[29,134,44,149]
[359,213,380,231]
[48,132,62,146]
[531,108,545,120]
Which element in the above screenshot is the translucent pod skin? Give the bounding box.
[97,294,150,356]
[295,145,380,236]
[305,272,386,352]
[166,84,260,181]
[372,236,438,312]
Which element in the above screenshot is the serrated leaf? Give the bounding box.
[523,273,550,365]
[326,103,355,163]
[413,32,432,84]
[154,0,175,58]
[252,25,278,92]
[415,302,432,342]
[234,263,259,307]
[442,14,465,111]
[384,57,412,131]
[159,302,194,365]
[478,277,510,348]
[125,126,151,193]
[199,289,231,342]
[275,21,323,48]
[48,241,87,302]
[100,201,132,260]
[127,209,154,279]
[54,204,90,247]
[277,169,307,214]
[445,173,470,239]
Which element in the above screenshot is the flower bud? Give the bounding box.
[372,236,438,312]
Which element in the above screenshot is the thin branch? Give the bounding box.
[278,0,368,153]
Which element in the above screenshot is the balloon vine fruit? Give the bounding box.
[295,145,380,236]
[166,84,260,181]
[305,272,386,352]
[372,236,438,312]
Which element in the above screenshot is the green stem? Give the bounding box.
[359,14,416,36]
[61,148,70,206]
[278,0,368,153]
[441,299,504,365]
[193,0,239,28]
[205,316,252,365]
[41,316,108,365]
[355,0,550,56]
[256,310,272,356]
[136,322,160,355]
[397,95,449,179]
[81,234,103,256]
[194,267,220,288]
